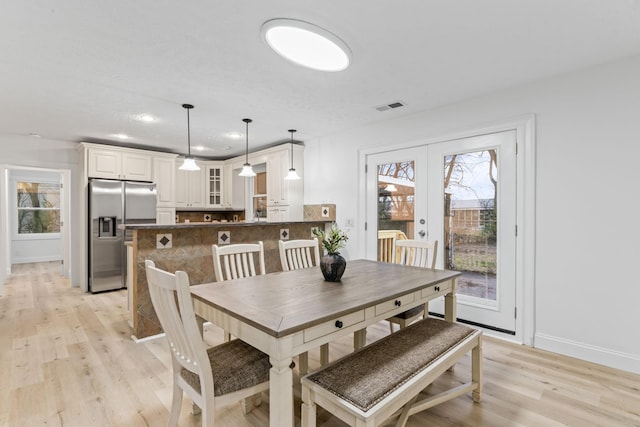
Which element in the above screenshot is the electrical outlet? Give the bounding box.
[345,218,355,227]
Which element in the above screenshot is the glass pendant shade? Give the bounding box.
[239,163,256,177]
[239,118,255,177]
[285,168,300,180]
[179,103,200,171]
[284,128,300,180]
[179,157,200,171]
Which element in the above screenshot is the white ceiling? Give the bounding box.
[3,1,640,159]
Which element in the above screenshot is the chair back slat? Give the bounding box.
[212,242,265,282]
[394,240,438,269]
[279,238,320,271]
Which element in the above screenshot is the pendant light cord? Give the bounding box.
[289,129,296,168]
[182,103,194,158]
[243,118,252,164]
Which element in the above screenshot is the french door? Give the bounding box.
[365,130,517,334]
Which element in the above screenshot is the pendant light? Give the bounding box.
[284,129,300,180]
[178,103,200,171]
[238,118,256,177]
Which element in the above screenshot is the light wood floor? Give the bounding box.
[1,262,639,427]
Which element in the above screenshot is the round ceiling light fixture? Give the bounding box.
[261,18,351,72]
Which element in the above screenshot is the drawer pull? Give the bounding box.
[335,320,344,329]
[394,300,402,307]
[434,286,440,292]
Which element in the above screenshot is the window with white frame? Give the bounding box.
[16,181,61,235]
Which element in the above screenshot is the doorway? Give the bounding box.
[363,117,535,343]
[0,166,71,293]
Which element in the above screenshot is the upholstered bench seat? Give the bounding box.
[301,318,482,427]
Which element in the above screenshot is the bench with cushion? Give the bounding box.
[301,317,482,427]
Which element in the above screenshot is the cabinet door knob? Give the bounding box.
[394,300,401,307]
[335,320,343,328]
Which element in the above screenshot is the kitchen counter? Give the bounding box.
[121,219,318,230]
[127,220,330,339]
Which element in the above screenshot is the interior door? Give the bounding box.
[366,130,517,334]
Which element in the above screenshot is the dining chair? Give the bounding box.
[387,239,438,333]
[144,260,271,427]
[212,241,265,341]
[278,238,328,374]
[212,241,265,282]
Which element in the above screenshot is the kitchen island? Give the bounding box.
[125,220,330,339]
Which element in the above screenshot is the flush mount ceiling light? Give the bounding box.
[179,104,200,171]
[261,18,351,72]
[238,118,256,177]
[284,129,300,180]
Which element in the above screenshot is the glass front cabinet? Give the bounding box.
[205,162,224,208]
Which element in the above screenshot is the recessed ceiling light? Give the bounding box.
[261,18,351,72]
[193,145,206,151]
[224,131,243,139]
[112,133,129,140]
[135,114,156,123]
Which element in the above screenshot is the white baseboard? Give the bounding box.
[12,256,62,264]
[535,333,640,375]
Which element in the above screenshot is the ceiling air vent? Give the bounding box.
[375,101,406,112]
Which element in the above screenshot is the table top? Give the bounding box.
[190,259,460,338]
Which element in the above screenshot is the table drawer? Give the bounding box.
[375,293,416,316]
[304,310,365,343]
[421,282,452,299]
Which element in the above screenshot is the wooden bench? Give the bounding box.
[301,318,482,427]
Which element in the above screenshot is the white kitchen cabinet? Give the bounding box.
[223,161,246,210]
[175,160,205,208]
[205,162,224,208]
[153,156,176,207]
[267,206,289,222]
[88,147,152,181]
[267,149,289,206]
[266,144,304,221]
[156,207,176,225]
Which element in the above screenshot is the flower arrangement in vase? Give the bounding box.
[313,223,349,282]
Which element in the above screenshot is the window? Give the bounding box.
[16,181,61,234]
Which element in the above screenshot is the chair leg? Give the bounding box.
[472,337,483,403]
[168,380,183,427]
[299,351,309,375]
[320,344,329,366]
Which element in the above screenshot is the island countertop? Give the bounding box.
[121,220,323,230]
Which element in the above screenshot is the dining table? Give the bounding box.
[190,258,460,427]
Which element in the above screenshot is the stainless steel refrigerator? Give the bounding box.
[88,179,157,293]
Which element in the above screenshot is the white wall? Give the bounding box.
[0,138,80,286]
[303,55,640,374]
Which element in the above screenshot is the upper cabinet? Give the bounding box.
[223,161,246,210]
[87,147,152,181]
[266,144,304,221]
[205,162,224,208]
[153,156,177,207]
[174,160,205,208]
